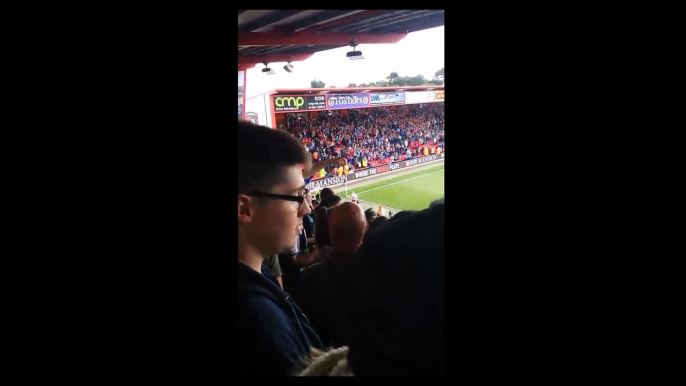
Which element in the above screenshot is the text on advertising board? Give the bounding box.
[370,92,405,105]
[404,90,435,104]
[434,91,444,100]
[274,95,326,112]
[404,154,439,167]
[306,175,347,190]
[326,93,370,109]
[354,168,376,179]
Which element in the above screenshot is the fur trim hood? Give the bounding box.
[299,347,354,376]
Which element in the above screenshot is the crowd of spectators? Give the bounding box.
[277,103,445,179]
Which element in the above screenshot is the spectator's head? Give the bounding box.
[343,202,445,376]
[314,206,331,249]
[237,120,312,259]
[368,215,388,231]
[364,208,377,223]
[430,197,444,207]
[319,194,342,209]
[328,202,368,254]
[304,188,315,212]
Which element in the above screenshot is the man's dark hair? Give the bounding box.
[368,216,388,231]
[430,197,444,207]
[319,194,342,209]
[237,120,310,194]
[320,188,335,200]
[387,210,414,221]
[314,206,331,249]
[364,208,377,223]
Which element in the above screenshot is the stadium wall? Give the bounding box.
[245,94,274,128]
[305,153,445,190]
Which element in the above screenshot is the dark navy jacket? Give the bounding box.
[292,251,356,349]
[237,262,323,376]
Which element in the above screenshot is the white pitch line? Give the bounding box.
[356,199,403,214]
[351,168,444,195]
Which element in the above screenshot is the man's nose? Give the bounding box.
[299,199,311,217]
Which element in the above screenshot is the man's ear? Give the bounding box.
[238,194,253,225]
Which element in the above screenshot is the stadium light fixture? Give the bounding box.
[283,61,293,73]
[346,44,363,60]
[261,62,275,75]
[346,33,363,60]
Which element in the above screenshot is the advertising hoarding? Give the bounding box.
[370,92,405,105]
[273,95,327,112]
[404,90,436,104]
[326,93,370,109]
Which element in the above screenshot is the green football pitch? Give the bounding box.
[334,164,444,213]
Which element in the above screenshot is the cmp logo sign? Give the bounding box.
[273,95,326,112]
[274,96,305,111]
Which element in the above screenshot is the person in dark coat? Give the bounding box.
[237,120,323,376]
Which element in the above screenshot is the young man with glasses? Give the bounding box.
[278,188,319,294]
[237,121,322,376]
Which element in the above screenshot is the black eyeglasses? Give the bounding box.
[247,191,307,211]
